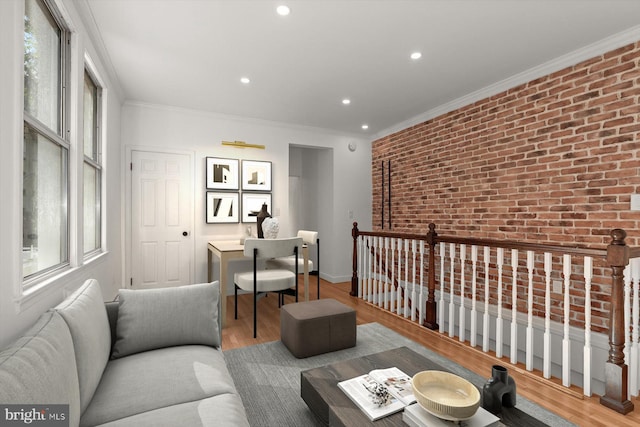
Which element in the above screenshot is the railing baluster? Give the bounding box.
[483,246,490,353]
[360,235,366,298]
[449,243,456,338]
[363,236,368,301]
[439,242,446,333]
[471,245,478,348]
[404,239,410,318]
[378,236,384,307]
[419,240,425,324]
[397,238,403,315]
[369,237,381,304]
[563,254,571,387]
[584,256,593,397]
[496,247,504,359]
[511,249,519,364]
[526,250,534,371]
[544,252,552,379]
[411,240,418,321]
[459,244,467,342]
[631,258,640,397]
[624,264,632,371]
[383,237,389,310]
[357,236,362,299]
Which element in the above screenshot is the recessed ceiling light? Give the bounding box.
[361,124,369,130]
[276,5,290,16]
[410,52,422,60]
[342,98,351,105]
[240,77,250,84]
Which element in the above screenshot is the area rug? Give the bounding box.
[223,322,575,427]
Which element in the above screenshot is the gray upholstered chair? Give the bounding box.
[267,230,320,298]
[234,237,303,338]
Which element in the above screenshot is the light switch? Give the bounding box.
[631,194,640,211]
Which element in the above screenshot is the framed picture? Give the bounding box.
[206,157,239,190]
[242,193,272,223]
[241,160,272,191]
[206,192,239,223]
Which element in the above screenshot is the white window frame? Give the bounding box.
[82,66,104,259]
[22,0,72,288]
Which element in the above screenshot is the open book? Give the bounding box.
[337,367,416,421]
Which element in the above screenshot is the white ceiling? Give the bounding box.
[82,0,640,136]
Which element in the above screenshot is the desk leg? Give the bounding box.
[219,253,228,328]
[207,248,213,282]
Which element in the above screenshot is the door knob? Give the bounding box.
[182,231,188,236]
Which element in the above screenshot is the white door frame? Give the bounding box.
[123,146,195,289]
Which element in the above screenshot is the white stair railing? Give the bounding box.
[352,226,637,403]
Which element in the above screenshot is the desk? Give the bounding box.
[207,240,309,328]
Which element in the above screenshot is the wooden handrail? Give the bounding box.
[351,222,636,415]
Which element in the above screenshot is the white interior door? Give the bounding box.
[131,150,192,289]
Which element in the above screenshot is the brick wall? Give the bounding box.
[374,41,639,245]
[371,41,640,331]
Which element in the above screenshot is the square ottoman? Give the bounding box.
[280,299,356,358]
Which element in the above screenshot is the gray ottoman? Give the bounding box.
[280,299,356,358]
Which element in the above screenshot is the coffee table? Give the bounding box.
[300,346,548,427]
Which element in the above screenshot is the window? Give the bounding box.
[23,0,70,280]
[83,70,102,255]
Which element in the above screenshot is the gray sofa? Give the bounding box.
[0,279,249,427]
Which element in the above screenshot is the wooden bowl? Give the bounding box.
[411,370,481,420]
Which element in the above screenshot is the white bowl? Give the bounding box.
[411,370,481,420]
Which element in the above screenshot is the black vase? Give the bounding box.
[482,365,516,414]
[256,204,271,239]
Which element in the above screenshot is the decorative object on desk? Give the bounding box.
[256,203,271,238]
[206,192,239,223]
[242,192,272,223]
[482,365,516,415]
[262,217,279,239]
[221,140,265,150]
[205,157,239,190]
[412,370,480,421]
[241,160,272,191]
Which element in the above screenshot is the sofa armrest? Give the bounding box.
[105,301,119,352]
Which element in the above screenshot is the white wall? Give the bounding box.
[121,102,372,289]
[0,0,123,348]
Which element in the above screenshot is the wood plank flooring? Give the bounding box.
[222,278,640,427]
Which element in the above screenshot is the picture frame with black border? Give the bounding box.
[242,192,272,223]
[206,157,239,190]
[241,160,272,191]
[206,192,240,223]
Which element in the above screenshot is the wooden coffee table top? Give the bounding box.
[300,346,548,427]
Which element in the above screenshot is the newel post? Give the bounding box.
[600,229,634,414]
[423,223,439,330]
[350,222,359,296]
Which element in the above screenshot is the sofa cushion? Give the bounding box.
[89,394,249,427]
[111,282,220,359]
[0,310,81,427]
[55,279,111,414]
[81,345,237,427]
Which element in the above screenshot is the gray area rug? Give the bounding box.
[223,322,576,427]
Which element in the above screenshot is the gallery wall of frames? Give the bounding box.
[205,157,272,224]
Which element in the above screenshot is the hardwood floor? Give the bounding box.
[222,278,640,427]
